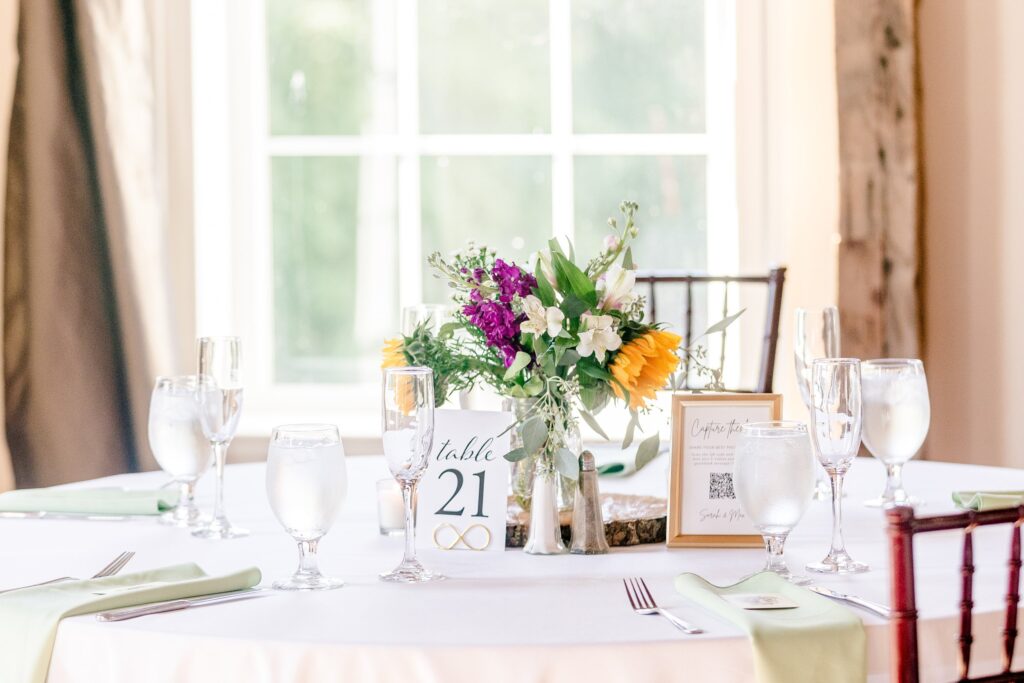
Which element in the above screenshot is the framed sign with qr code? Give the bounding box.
[666,392,782,548]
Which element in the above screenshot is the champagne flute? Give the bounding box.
[380,366,444,583]
[266,424,347,590]
[794,306,841,500]
[734,421,816,584]
[148,375,210,527]
[192,336,248,540]
[806,358,869,574]
[862,359,930,507]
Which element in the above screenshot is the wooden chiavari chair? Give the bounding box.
[633,267,786,392]
[887,505,1024,682]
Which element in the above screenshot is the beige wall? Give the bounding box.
[920,0,1024,466]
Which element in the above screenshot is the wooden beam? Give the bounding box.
[834,0,922,359]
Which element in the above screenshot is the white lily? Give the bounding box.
[598,264,637,311]
[520,295,565,338]
[532,248,558,288]
[576,313,621,363]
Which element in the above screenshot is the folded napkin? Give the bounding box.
[0,562,261,683]
[0,487,179,516]
[675,572,866,683]
[953,491,1024,511]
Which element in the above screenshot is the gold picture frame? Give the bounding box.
[667,392,783,548]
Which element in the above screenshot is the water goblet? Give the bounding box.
[806,358,869,574]
[794,306,841,500]
[266,424,348,590]
[192,336,249,540]
[380,366,444,583]
[401,304,455,336]
[734,421,816,584]
[862,359,930,507]
[148,375,210,527]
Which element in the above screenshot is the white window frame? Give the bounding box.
[188,0,751,442]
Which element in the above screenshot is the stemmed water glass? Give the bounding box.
[806,358,869,574]
[794,306,841,500]
[862,359,931,507]
[148,375,210,527]
[266,424,348,590]
[401,304,455,336]
[192,336,248,540]
[733,421,816,584]
[380,366,444,583]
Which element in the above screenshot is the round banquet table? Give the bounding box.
[4,454,1024,683]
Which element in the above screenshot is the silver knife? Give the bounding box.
[809,586,892,619]
[95,589,268,622]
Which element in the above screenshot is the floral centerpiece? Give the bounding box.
[382,202,733,551]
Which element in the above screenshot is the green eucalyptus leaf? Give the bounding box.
[520,415,548,455]
[503,351,532,381]
[699,308,746,340]
[579,409,610,441]
[503,447,528,462]
[554,448,580,480]
[578,362,612,382]
[523,375,545,396]
[622,410,639,449]
[634,432,661,470]
[560,293,589,319]
[622,246,635,270]
[557,349,580,367]
[533,334,548,358]
[437,321,461,340]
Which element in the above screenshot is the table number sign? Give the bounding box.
[667,393,782,548]
[417,409,512,552]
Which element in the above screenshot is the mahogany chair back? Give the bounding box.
[633,267,786,392]
[887,505,1024,682]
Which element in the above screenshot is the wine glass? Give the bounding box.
[862,359,930,507]
[401,304,454,336]
[192,336,248,540]
[380,366,444,583]
[806,358,869,574]
[794,306,841,500]
[266,424,348,590]
[148,375,210,527]
[734,421,816,584]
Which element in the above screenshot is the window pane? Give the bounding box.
[574,155,707,335]
[419,1,549,133]
[420,156,551,301]
[272,157,397,383]
[266,0,395,135]
[572,0,705,133]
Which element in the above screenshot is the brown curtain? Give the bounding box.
[4,0,174,487]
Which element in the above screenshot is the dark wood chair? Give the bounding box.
[887,505,1024,682]
[633,267,786,392]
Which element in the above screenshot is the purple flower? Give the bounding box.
[461,258,537,369]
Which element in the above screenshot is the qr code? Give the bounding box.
[709,472,736,499]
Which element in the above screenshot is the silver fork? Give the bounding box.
[623,577,704,635]
[0,551,135,595]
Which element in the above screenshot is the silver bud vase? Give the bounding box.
[523,464,566,555]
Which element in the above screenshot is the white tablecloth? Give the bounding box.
[3,454,1024,683]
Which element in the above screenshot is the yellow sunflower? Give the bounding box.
[381,338,407,368]
[609,329,682,410]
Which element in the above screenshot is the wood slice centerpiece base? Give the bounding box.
[505,493,667,548]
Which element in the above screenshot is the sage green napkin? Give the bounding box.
[953,491,1024,511]
[675,572,866,683]
[0,562,261,683]
[0,487,179,516]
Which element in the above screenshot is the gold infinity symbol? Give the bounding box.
[432,522,492,551]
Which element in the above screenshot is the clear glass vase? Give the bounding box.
[505,397,578,513]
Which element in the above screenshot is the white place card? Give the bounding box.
[417,409,512,552]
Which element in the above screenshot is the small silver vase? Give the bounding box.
[523,466,566,555]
